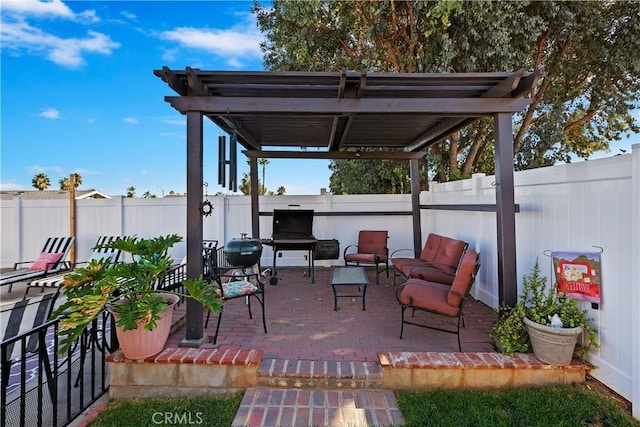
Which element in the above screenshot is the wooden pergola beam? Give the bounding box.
[165,96,532,115]
[243,150,426,160]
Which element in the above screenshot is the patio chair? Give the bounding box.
[0,236,74,293]
[204,247,266,344]
[391,233,468,285]
[343,230,389,284]
[23,235,123,298]
[157,239,220,293]
[1,292,59,399]
[395,250,480,351]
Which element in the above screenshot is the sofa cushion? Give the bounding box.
[420,234,467,269]
[447,250,478,306]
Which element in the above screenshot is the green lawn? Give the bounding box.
[89,384,638,427]
[396,383,639,427]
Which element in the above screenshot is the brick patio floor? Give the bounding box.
[167,266,498,361]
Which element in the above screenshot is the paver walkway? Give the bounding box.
[233,388,404,427]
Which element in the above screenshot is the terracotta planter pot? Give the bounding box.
[109,293,180,360]
[523,316,582,366]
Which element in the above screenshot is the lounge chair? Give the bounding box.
[1,292,59,399]
[0,236,74,293]
[24,236,123,298]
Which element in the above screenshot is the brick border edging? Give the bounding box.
[107,347,263,399]
[377,351,592,390]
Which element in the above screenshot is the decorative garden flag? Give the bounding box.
[551,251,602,303]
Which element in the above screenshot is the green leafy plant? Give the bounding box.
[51,234,223,354]
[490,258,599,360]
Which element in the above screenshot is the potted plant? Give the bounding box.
[51,234,223,359]
[490,258,598,365]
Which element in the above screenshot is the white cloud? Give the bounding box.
[124,117,139,124]
[160,117,185,126]
[1,2,116,67]
[39,108,60,119]
[0,180,29,191]
[26,165,65,175]
[226,57,244,68]
[121,11,137,21]
[1,0,75,19]
[161,26,263,58]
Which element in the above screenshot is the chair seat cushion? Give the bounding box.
[396,279,458,317]
[345,253,386,263]
[407,263,456,285]
[222,280,260,298]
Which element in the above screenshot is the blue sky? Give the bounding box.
[1,1,638,197]
[1,0,332,196]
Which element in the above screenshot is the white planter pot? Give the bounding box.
[523,317,582,366]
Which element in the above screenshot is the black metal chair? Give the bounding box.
[204,247,266,344]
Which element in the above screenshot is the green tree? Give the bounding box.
[141,191,157,198]
[31,173,50,191]
[59,173,82,191]
[254,0,640,188]
[329,149,429,194]
[239,173,266,195]
[126,186,136,198]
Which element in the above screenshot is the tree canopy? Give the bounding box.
[32,173,50,191]
[253,0,640,193]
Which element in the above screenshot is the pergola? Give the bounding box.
[154,67,543,346]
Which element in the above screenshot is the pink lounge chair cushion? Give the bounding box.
[29,252,63,271]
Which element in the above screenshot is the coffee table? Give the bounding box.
[329,266,369,311]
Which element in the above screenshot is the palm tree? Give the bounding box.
[32,173,51,191]
[142,191,156,198]
[59,173,82,191]
[126,187,136,198]
[258,158,269,192]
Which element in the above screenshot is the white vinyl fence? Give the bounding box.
[1,144,638,419]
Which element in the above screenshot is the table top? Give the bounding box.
[330,266,369,286]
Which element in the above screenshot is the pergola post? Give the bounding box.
[250,157,260,238]
[182,110,207,346]
[493,113,518,306]
[410,158,422,255]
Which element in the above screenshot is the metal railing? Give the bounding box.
[1,310,115,427]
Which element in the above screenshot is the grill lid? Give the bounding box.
[272,209,314,239]
[224,234,263,267]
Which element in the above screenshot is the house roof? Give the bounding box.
[0,190,111,200]
[153,68,543,160]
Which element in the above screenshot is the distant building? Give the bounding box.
[0,190,112,200]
